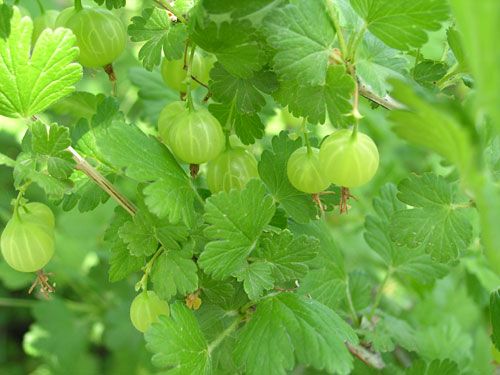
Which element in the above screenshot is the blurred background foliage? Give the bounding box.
[0,0,498,374]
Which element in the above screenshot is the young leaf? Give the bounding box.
[491,289,500,350]
[234,293,357,374]
[128,7,187,70]
[0,8,82,118]
[145,303,211,373]
[254,230,319,282]
[390,174,473,262]
[235,261,274,300]
[350,0,449,50]
[365,184,449,282]
[274,65,355,126]
[151,245,199,301]
[263,0,335,86]
[198,180,275,279]
[258,132,317,223]
[30,121,75,180]
[13,154,72,198]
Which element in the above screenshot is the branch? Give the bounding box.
[68,146,137,216]
[153,0,187,24]
[358,84,405,111]
[346,342,385,370]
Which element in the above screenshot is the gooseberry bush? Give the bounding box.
[0,0,499,374]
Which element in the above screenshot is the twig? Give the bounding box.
[68,146,137,216]
[153,0,187,24]
[191,75,209,89]
[346,342,385,369]
[31,116,137,216]
[358,84,404,110]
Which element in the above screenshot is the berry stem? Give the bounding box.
[185,45,197,112]
[74,0,83,11]
[301,118,312,155]
[326,1,347,57]
[207,316,242,355]
[137,248,164,292]
[368,269,392,320]
[36,0,45,14]
[13,182,31,221]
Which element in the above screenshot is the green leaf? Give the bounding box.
[61,173,112,213]
[151,245,199,300]
[299,268,346,311]
[208,103,265,145]
[128,7,187,71]
[412,59,448,88]
[263,0,335,85]
[365,184,449,282]
[356,33,408,97]
[0,3,13,39]
[198,180,275,279]
[258,132,317,223]
[105,207,145,282]
[234,293,357,374]
[450,0,500,132]
[274,65,355,126]
[390,174,473,262]
[93,0,126,9]
[289,220,345,274]
[30,121,75,180]
[96,123,196,226]
[145,303,211,374]
[190,17,265,78]
[0,151,15,167]
[350,0,449,50]
[255,230,319,282]
[50,92,106,121]
[119,211,160,257]
[128,68,178,123]
[119,209,189,257]
[491,289,500,351]
[25,299,91,372]
[360,319,395,353]
[0,8,82,118]
[446,28,466,68]
[407,359,459,375]
[109,241,145,282]
[209,63,278,113]
[235,261,274,300]
[389,80,473,175]
[414,319,472,365]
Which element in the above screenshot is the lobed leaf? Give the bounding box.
[0,8,82,118]
[198,180,275,280]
